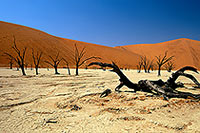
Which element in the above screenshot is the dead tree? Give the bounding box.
[3,36,27,75]
[30,63,33,70]
[136,60,143,73]
[88,62,200,100]
[63,58,71,75]
[7,57,13,69]
[147,59,154,73]
[141,56,149,73]
[32,49,43,75]
[164,61,175,72]
[45,52,62,74]
[155,51,174,76]
[16,63,19,71]
[73,44,100,75]
[139,56,154,73]
[137,61,142,73]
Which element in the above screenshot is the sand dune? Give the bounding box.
[116,38,200,69]
[1,21,200,133]
[0,21,139,69]
[0,21,200,70]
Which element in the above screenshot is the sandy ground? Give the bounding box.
[0,68,200,133]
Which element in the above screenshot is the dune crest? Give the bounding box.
[0,21,199,69]
[0,21,139,68]
[116,38,200,69]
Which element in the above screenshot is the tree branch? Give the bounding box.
[79,56,101,67]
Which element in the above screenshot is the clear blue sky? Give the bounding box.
[0,0,200,47]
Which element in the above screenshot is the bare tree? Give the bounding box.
[3,36,27,75]
[32,49,43,75]
[141,56,149,73]
[7,57,13,69]
[16,63,19,71]
[147,59,154,73]
[63,58,71,75]
[45,52,62,74]
[139,55,154,73]
[30,63,33,70]
[165,61,175,72]
[73,44,100,75]
[136,58,143,73]
[155,51,174,76]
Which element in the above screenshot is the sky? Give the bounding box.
[0,0,200,47]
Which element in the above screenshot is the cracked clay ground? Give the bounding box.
[0,68,200,133]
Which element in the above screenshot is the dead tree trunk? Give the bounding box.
[32,49,43,75]
[30,64,33,70]
[165,61,175,72]
[63,58,71,75]
[140,56,153,73]
[141,56,148,73]
[16,64,19,71]
[136,59,143,73]
[45,52,62,74]
[89,62,200,100]
[147,59,154,73]
[3,36,27,75]
[7,57,13,69]
[88,62,138,92]
[155,51,174,76]
[73,43,100,76]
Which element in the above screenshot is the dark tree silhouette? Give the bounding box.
[136,58,143,73]
[139,56,154,73]
[63,58,71,75]
[147,59,154,73]
[7,57,13,69]
[32,49,43,75]
[136,61,142,73]
[164,61,175,72]
[45,52,62,74]
[141,56,148,73]
[30,63,33,70]
[3,36,27,75]
[155,51,174,76]
[16,63,19,71]
[73,44,100,75]
[89,62,200,100]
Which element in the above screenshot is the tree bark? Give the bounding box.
[36,67,39,75]
[76,65,79,76]
[21,65,26,76]
[10,62,13,69]
[158,65,161,76]
[89,62,200,100]
[54,66,59,74]
[67,67,71,75]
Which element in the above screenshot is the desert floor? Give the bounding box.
[0,68,200,133]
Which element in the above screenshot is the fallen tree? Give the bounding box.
[88,62,200,100]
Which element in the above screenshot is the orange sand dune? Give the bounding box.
[1,21,199,70]
[116,38,200,69]
[0,21,139,69]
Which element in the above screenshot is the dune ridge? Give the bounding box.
[0,21,200,69]
[116,38,200,69]
[0,21,139,69]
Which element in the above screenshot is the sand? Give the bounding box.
[0,21,139,69]
[116,38,200,69]
[0,68,200,133]
[1,21,200,70]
